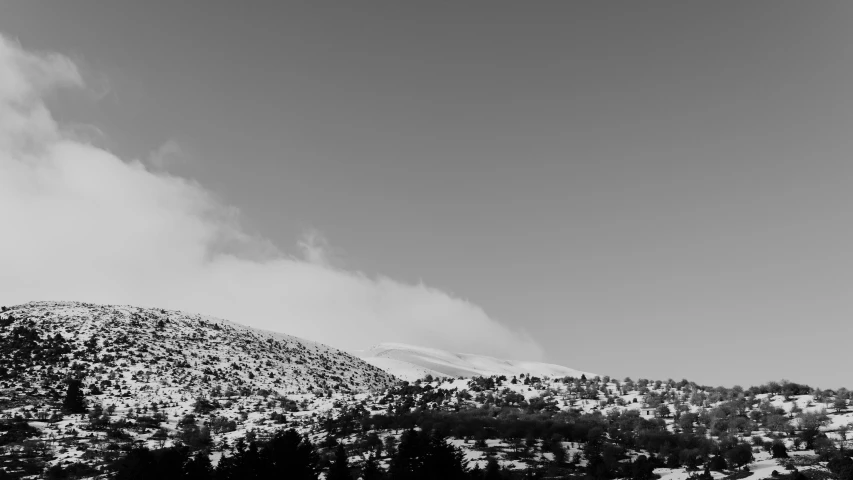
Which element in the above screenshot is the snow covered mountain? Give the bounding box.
[354,342,595,382]
[2,301,851,479]
[0,301,396,402]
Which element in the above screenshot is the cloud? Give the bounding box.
[298,229,346,268]
[145,139,187,171]
[0,34,544,361]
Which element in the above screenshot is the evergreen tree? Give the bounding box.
[216,439,262,480]
[423,433,468,479]
[388,430,424,479]
[327,444,352,480]
[113,446,157,479]
[388,429,467,480]
[361,454,385,480]
[113,445,193,480]
[184,450,214,480]
[258,429,319,479]
[62,379,86,414]
[483,457,503,480]
[155,447,190,479]
[771,441,788,459]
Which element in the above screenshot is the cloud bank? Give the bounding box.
[0,35,543,361]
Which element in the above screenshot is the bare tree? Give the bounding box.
[838,423,850,451]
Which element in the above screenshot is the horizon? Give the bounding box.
[3,300,835,392]
[1,2,851,388]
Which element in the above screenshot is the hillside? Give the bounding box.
[354,342,596,382]
[0,301,395,402]
[0,302,851,480]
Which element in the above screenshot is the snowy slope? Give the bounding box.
[354,342,596,381]
[0,301,396,399]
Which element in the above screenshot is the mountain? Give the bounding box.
[0,301,396,404]
[354,342,596,381]
[2,301,851,480]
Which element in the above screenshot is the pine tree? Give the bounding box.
[484,457,503,480]
[388,430,467,480]
[184,450,214,479]
[62,379,86,413]
[423,433,468,479]
[361,454,384,480]
[388,430,425,479]
[327,444,351,480]
[258,429,319,479]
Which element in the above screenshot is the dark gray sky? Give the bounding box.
[3,1,852,387]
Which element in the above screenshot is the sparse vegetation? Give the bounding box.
[1,302,851,479]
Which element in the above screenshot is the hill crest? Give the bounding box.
[0,300,396,402]
[354,341,595,381]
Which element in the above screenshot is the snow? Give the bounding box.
[354,342,595,382]
[2,301,852,478]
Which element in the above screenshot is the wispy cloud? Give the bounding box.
[0,34,544,361]
[145,139,187,171]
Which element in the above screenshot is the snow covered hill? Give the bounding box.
[1,302,851,478]
[354,342,596,381]
[0,301,396,402]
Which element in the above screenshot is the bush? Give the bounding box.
[772,441,788,459]
[45,462,99,480]
[724,443,754,469]
[827,453,853,480]
[708,456,728,472]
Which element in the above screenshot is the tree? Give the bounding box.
[550,438,567,465]
[765,414,791,435]
[631,455,656,480]
[835,397,848,413]
[826,454,853,480]
[483,457,503,480]
[327,444,351,480]
[839,424,850,451]
[679,412,698,433]
[771,441,788,459]
[62,379,86,414]
[216,439,262,480]
[113,446,157,479]
[361,454,384,480]
[184,450,214,480]
[258,429,319,479]
[388,430,467,480]
[151,428,169,449]
[388,430,425,480]
[724,444,753,469]
[113,445,195,479]
[584,427,610,480]
[365,432,382,456]
[384,435,398,457]
[708,455,727,472]
[423,433,468,478]
[193,397,216,414]
[797,411,831,449]
[828,453,853,480]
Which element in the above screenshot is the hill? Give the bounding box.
[354,342,596,381]
[1,302,852,480]
[0,301,395,405]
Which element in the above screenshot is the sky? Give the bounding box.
[1,1,852,388]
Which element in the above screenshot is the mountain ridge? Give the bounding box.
[0,300,396,400]
[1,302,852,479]
[354,341,596,382]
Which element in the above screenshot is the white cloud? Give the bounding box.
[145,139,186,171]
[0,34,544,361]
